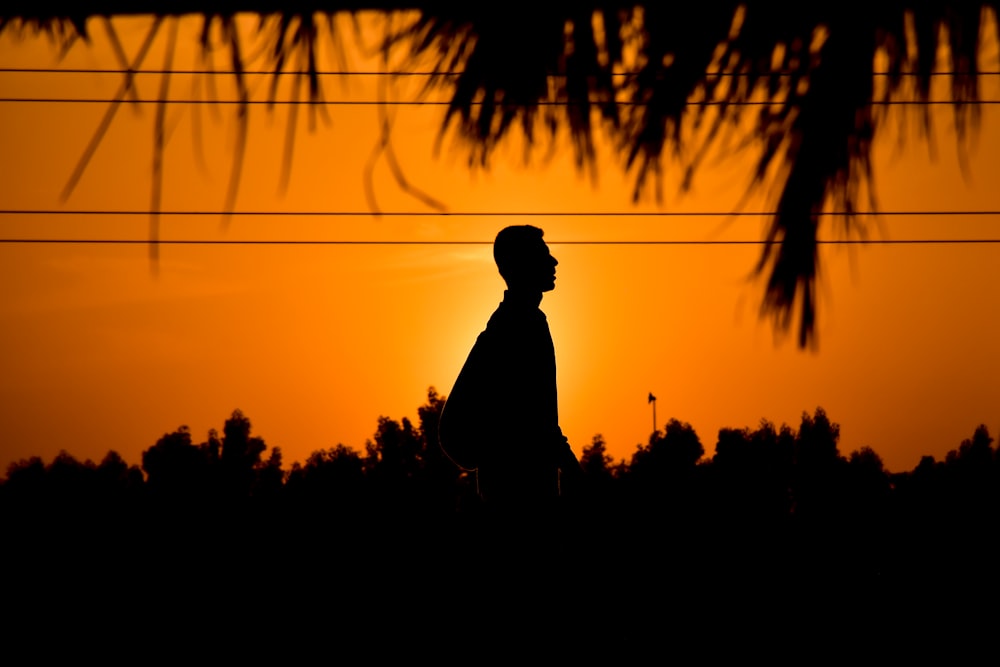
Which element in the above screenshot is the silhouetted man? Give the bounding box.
[440,225,580,509]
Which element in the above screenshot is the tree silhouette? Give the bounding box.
[285,443,367,515]
[628,418,704,516]
[633,418,705,472]
[7,397,1000,615]
[221,408,268,497]
[415,387,467,512]
[580,434,615,482]
[254,445,284,500]
[944,424,997,519]
[3,3,996,343]
[366,417,421,478]
[402,2,999,345]
[844,445,891,522]
[791,407,845,520]
[142,425,209,500]
[710,421,794,522]
[576,433,613,508]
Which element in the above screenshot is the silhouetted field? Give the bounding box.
[4,392,998,653]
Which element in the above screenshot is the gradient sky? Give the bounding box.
[1,13,998,474]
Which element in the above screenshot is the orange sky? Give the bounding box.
[1,13,999,474]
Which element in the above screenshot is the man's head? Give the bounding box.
[494,225,558,293]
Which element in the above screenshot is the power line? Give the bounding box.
[3,67,1000,77]
[2,209,999,217]
[4,97,999,106]
[2,238,998,245]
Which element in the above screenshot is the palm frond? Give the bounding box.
[4,2,998,345]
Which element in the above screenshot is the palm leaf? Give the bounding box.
[4,1,997,345]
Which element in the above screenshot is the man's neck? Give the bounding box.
[503,289,543,308]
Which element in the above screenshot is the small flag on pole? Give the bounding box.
[648,392,657,434]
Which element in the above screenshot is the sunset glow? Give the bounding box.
[2,13,999,474]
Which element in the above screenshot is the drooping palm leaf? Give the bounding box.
[3,2,997,345]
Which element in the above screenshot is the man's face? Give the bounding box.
[527,239,558,292]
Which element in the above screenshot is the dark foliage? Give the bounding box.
[3,2,996,344]
[5,395,1000,652]
[6,397,997,553]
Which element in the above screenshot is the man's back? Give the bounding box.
[473,292,562,505]
[439,225,578,509]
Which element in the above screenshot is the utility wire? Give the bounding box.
[2,209,999,217]
[3,67,1000,76]
[2,239,998,245]
[4,97,999,106]
[4,72,996,245]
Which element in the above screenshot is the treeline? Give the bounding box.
[4,387,998,531]
[6,388,999,646]
[1,389,462,523]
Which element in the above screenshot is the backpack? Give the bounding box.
[438,331,493,471]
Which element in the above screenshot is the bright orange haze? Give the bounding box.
[1,14,999,474]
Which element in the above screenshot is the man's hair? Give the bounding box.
[493,225,544,282]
